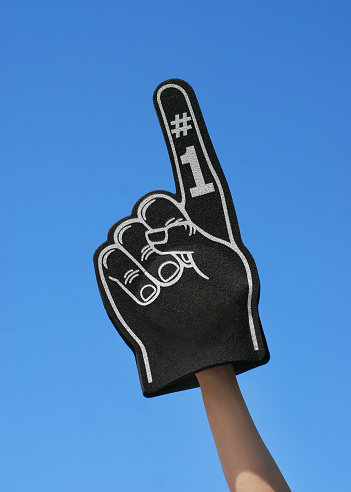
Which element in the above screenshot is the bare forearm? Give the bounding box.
[196,365,290,492]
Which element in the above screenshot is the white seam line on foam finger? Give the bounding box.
[98,244,153,383]
[156,84,259,351]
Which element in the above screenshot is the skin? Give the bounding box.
[196,365,291,492]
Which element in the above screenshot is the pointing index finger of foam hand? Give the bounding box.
[153,79,239,244]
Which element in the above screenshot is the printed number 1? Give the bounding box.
[180,146,215,198]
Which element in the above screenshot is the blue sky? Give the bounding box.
[1,1,350,490]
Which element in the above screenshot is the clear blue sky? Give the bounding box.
[1,1,350,490]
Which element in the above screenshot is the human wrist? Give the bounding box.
[195,363,237,387]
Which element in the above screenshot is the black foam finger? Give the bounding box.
[153,79,240,243]
[146,223,199,254]
[114,219,182,285]
[94,79,270,398]
[138,193,188,229]
[99,245,160,305]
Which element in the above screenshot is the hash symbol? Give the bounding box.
[171,112,192,138]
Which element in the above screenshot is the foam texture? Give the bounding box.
[94,79,269,397]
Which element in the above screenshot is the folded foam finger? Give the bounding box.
[115,219,182,285]
[99,245,160,306]
[138,193,188,229]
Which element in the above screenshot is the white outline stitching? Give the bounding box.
[157,84,259,351]
[97,83,260,390]
[98,245,153,383]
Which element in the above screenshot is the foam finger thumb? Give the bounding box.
[147,223,196,253]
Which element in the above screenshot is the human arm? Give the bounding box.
[196,364,291,492]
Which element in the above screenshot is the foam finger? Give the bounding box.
[154,79,237,243]
[137,194,189,230]
[99,244,160,306]
[114,218,182,285]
